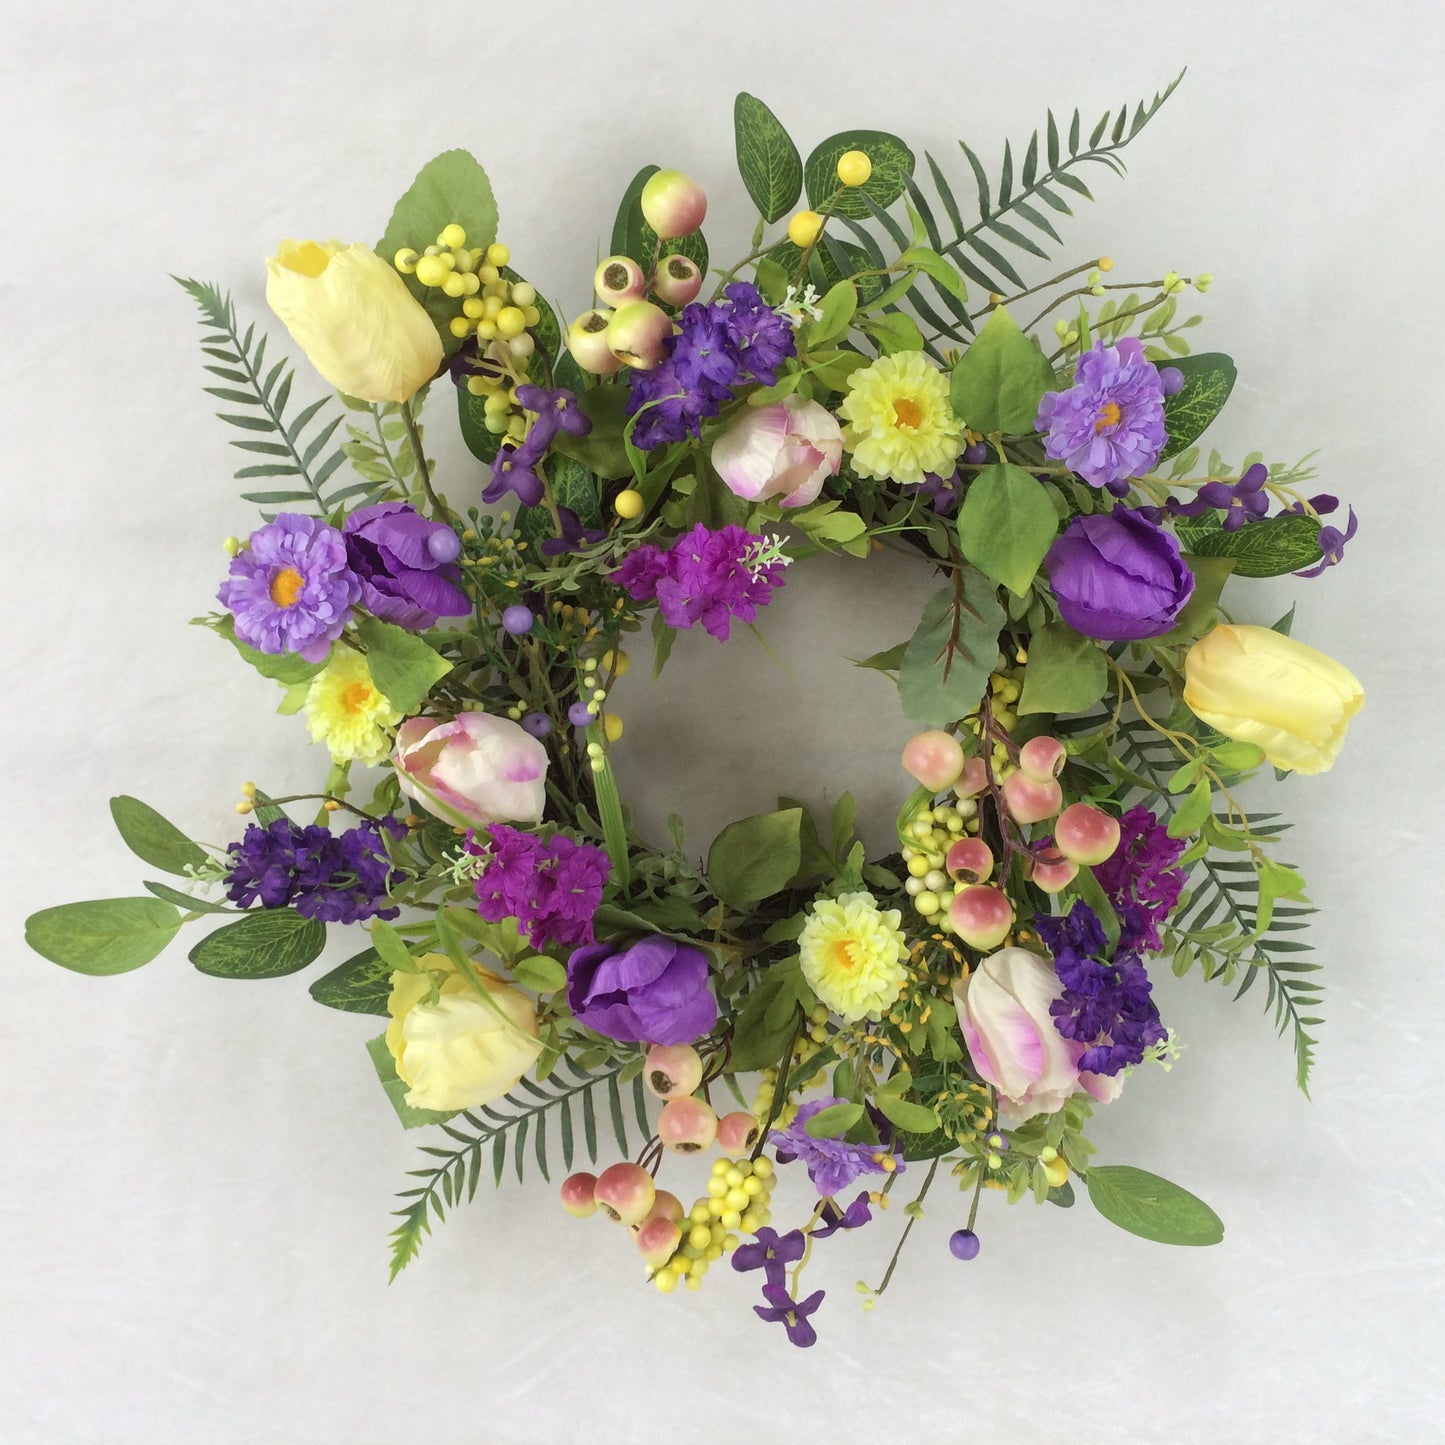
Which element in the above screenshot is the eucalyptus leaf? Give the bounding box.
[26,897,182,976]
[109,796,208,876]
[1086,1164,1224,1246]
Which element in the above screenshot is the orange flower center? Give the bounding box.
[1094,401,1122,433]
[342,682,374,714]
[830,938,862,971]
[269,567,305,608]
[892,397,923,429]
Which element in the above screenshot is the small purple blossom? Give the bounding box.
[771,1097,895,1197]
[224,816,405,924]
[342,502,469,629]
[1092,805,1188,954]
[1295,506,1358,578]
[1198,462,1269,532]
[753,1283,826,1349]
[482,441,546,508]
[539,506,608,558]
[469,825,610,951]
[218,513,360,662]
[1035,337,1168,491]
[731,1227,806,1287]
[514,384,592,451]
[812,1191,874,1239]
[612,524,787,642]
[917,468,963,515]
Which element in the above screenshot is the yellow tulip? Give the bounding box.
[265,239,442,403]
[1183,624,1363,775]
[385,954,541,1112]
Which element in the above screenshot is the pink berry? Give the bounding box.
[945,837,994,885]
[640,169,707,240]
[1018,735,1067,784]
[902,730,965,791]
[559,1171,600,1218]
[652,253,703,306]
[593,255,647,307]
[1028,846,1078,894]
[1002,770,1063,825]
[716,1111,760,1154]
[657,1097,718,1154]
[955,756,989,799]
[593,1162,656,1225]
[645,1044,704,1100]
[635,1216,683,1268]
[1054,802,1122,866]
[606,300,673,370]
[639,1190,685,1227]
[567,309,623,375]
[948,885,1014,950]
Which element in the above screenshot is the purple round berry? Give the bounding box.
[962,441,988,466]
[502,605,535,636]
[949,1229,981,1261]
[521,711,552,739]
[568,702,596,728]
[1159,366,1185,397]
[427,527,462,564]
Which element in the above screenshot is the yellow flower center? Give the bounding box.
[342,681,375,714]
[892,397,923,429]
[1094,401,1122,433]
[269,567,305,608]
[830,938,862,971]
[277,240,333,278]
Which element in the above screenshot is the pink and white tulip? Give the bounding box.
[393,712,548,829]
[709,395,843,509]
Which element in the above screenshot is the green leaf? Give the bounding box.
[1159,353,1236,461]
[899,245,967,303]
[1167,776,1214,839]
[804,130,915,219]
[1212,741,1266,772]
[733,93,803,223]
[26,897,182,976]
[897,573,1007,726]
[143,880,233,915]
[1085,1165,1224,1246]
[512,955,568,993]
[861,312,924,355]
[1153,554,1235,644]
[706,808,804,906]
[552,384,633,480]
[803,1101,864,1139]
[108,796,207,876]
[949,306,1056,434]
[216,615,328,684]
[376,149,499,358]
[188,908,326,979]
[956,464,1059,595]
[850,641,908,674]
[729,972,800,1072]
[309,946,393,1016]
[1017,620,1106,715]
[1183,514,1324,579]
[807,280,857,347]
[353,616,453,713]
[872,1094,939,1134]
[365,1034,456,1130]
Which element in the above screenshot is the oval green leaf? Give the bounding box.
[189,908,326,980]
[803,1101,864,1139]
[873,1094,940,1134]
[26,897,182,975]
[1159,353,1237,461]
[309,946,393,1016]
[1086,1164,1224,1246]
[734,93,803,222]
[956,463,1060,596]
[706,808,804,907]
[109,796,207,876]
[353,616,453,714]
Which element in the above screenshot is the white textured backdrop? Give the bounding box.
[4,2,1442,1441]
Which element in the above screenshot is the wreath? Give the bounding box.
[26,80,1363,1348]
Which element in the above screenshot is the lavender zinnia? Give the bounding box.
[771,1097,897,1197]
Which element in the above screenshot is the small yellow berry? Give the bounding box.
[510,281,536,307]
[603,713,624,743]
[223,536,243,556]
[393,247,419,274]
[602,648,630,677]
[613,488,645,520]
[836,150,872,187]
[438,223,467,248]
[414,255,449,288]
[448,316,472,338]
[486,242,511,268]
[234,801,253,815]
[787,209,825,248]
[1098,256,1114,272]
[654,1269,678,1293]
[496,306,527,339]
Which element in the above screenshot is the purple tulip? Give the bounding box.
[342,502,469,630]
[566,935,718,1045]
[1045,509,1195,642]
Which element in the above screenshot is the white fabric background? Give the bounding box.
[4,2,1442,1441]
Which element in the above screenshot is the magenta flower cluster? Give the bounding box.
[469,824,610,951]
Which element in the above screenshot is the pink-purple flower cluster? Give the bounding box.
[470,824,610,950]
[1092,804,1189,954]
[612,523,787,641]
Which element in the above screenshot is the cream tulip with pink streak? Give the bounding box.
[953,947,1120,1126]
[393,712,547,829]
[709,395,843,508]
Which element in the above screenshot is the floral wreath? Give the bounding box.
[27,79,1363,1349]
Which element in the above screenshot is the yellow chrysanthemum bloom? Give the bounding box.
[838,351,964,485]
[304,648,403,765]
[799,890,908,1022]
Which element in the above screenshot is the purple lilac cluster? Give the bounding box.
[224,815,406,924]
[482,384,593,510]
[1092,804,1189,954]
[625,282,795,450]
[612,523,787,641]
[1033,901,1167,1076]
[770,1098,900,1197]
[469,824,610,950]
[1035,337,1168,493]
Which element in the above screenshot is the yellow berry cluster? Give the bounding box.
[933,1079,996,1149]
[962,649,1028,776]
[652,1156,775,1294]
[749,1004,833,1127]
[901,800,977,924]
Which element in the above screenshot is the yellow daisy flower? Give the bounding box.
[838,350,964,484]
[304,648,403,765]
[799,890,908,1022]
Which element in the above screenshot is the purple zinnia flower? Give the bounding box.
[1035,337,1167,491]
[753,1283,826,1348]
[566,934,718,1045]
[470,825,610,951]
[218,513,360,662]
[342,502,469,630]
[612,524,787,642]
[224,815,405,924]
[1092,804,1188,955]
[771,1097,896,1197]
[731,1227,806,1287]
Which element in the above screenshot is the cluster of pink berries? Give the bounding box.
[902,729,1122,949]
[566,169,708,374]
[559,1042,774,1292]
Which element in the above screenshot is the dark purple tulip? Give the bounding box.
[566,934,717,1045]
[342,502,469,630]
